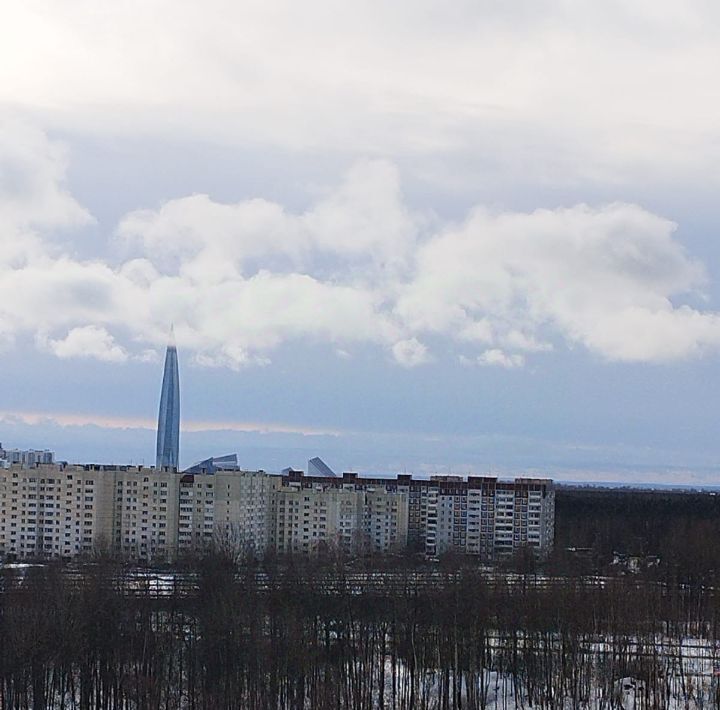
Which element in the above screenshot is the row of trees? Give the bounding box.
[552,486,720,583]
[3,552,720,709]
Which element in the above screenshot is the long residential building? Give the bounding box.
[0,463,554,561]
[281,471,554,558]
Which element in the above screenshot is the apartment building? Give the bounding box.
[275,486,360,554]
[0,444,55,466]
[282,471,554,559]
[363,487,409,552]
[178,469,278,557]
[113,467,180,561]
[1,463,553,561]
[0,464,277,562]
[0,464,114,558]
[274,482,409,554]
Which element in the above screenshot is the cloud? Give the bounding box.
[0,316,13,353]
[474,350,525,369]
[0,120,92,268]
[135,349,160,364]
[396,203,713,363]
[2,126,720,368]
[43,325,128,362]
[117,159,418,278]
[392,338,431,367]
[2,2,720,190]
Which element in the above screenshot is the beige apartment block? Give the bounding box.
[0,464,114,558]
[113,467,180,562]
[1,463,553,562]
[212,469,279,556]
[0,464,179,561]
[274,484,409,555]
[282,470,555,559]
[363,488,409,552]
[177,469,278,558]
[177,473,215,554]
[274,486,358,554]
[0,464,281,562]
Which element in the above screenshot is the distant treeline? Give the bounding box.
[553,486,720,581]
[3,553,720,709]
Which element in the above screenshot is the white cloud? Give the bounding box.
[0,120,91,231]
[193,349,270,372]
[0,120,92,268]
[475,350,525,369]
[392,338,431,367]
[0,316,14,353]
[580,306,720,362]
[43,326,128,363]
[117,159,417,279]
[134,349,160,364]
[2,126,720,369]
[396,203,713,363]
[301,160,419,271]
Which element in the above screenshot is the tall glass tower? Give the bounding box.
[156,328,180,470]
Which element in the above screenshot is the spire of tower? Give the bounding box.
[156,328,180,470]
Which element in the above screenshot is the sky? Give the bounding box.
[2,1,720,484]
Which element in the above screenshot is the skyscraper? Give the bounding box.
[156,328,180,470]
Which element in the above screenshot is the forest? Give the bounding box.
[553,485,720,582]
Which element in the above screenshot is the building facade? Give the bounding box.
[282,471,554,559]
[274,486,362,554]
[0,464,114,558]
[113,468,180,560]
[178,469,278,557]
[0,444,55,467]
[0,464,275,562]
[273,483,409,555]
[1,463,554,561]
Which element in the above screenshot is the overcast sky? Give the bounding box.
[2,1,720,483]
